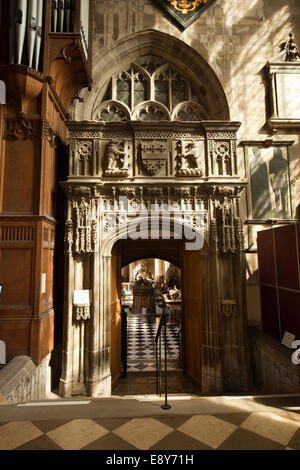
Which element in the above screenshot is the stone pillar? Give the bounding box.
[87,251,101,396]
[59,252,75,397]
[93,254,111,396]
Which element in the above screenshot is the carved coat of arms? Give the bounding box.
[168,0,205,14]
[154,0,215,29]
[138,140,168,176]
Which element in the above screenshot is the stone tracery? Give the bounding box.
[92,58,210,122]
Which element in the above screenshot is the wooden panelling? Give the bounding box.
[30,311,55,364]
[110,244,122,388]
[0,248,33,307]
[182,249,202,387]
[258,223,300,343]
[274,225,299,290]
[2,138,41,213]
[0,320,31,362]
[0,225,35,242]
[257,228,276,285]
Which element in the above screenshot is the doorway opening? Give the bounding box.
[110,237,203,396]
[122,258,182,375]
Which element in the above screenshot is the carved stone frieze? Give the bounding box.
[134,131,204,140]
[69,130,101,139]
[145,187,164,197]
[65,185,101,198]
[117,187,138,197]
[207,131,237,140]
[172,186,192,197]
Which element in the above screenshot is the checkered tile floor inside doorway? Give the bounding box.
[127,314,180,372]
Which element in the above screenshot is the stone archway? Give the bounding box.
[59,189,250,398]
[58,31,250,398]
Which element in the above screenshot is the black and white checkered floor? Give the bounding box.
[127,314,180,372]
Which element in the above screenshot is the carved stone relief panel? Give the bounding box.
[64,197,99,254]
[77,141,93,176]
[136,139,169,177]
[102,140,132,177]
[204,127,239,177]
[69,139,99,177]
[174,139,205,177]
[213,141,232,176]
[210,196,245,253]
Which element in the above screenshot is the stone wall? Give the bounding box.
[249,326,300,393]
[0,354,52,405]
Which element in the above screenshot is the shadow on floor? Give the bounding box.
[112,371,202,396]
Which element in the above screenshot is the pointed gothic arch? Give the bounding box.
[59,29,250,399]
[74,30,230,122]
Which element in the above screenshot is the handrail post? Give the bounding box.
[159,333,162,396]
[161,308,171,411]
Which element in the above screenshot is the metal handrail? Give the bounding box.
[176,327,183,369]
[155,306,171,410]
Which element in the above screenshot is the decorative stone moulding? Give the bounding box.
[104,169,129,177]
[95,101,131,122]
[171,102,209,121]
[176,168,204,176]
[133,101,170,122]
[66,120,241,180]
[64,198,99,255]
